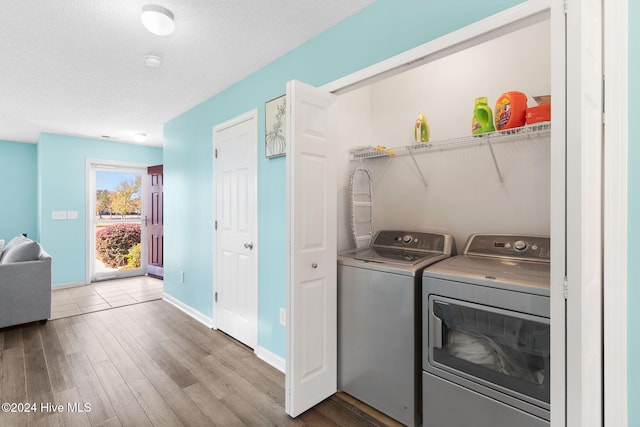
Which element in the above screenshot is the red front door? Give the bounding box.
[147,165,163,278]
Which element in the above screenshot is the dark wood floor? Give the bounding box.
[0,300,380,427]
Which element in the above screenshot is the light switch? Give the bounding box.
[52,211,67,220]
[67,211,78,220]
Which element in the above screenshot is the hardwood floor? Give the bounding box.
[0,300,382,427]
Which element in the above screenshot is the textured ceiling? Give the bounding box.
[0,0,373,146]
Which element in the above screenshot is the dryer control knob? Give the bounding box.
[514,240,528,251]
[402,235,413,244]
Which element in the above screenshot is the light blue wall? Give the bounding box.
[628,0,639,423]
[37,133,162,285]
[0,140,38,240]
[165,0,525,358]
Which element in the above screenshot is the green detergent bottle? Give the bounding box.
[414,112,430,143]
[472,97,495,135]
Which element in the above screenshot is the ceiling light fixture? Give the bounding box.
[133,133,148,143]
[141,4,175,36]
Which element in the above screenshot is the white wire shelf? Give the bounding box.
[349,122,551,160]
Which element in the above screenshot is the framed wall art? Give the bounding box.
[265,94,286,158]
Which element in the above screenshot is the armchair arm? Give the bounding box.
[0,255,52,328]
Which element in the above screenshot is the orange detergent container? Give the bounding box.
[494,91,528,130]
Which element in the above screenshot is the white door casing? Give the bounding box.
[285,80,337,417]
[214,110,258,349]
[603,0,629,425]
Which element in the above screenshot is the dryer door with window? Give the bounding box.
[427,296,550,408]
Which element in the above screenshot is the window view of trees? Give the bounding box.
[96,176,141,219]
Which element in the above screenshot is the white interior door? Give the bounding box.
[565,0,603,425]
[285,80,337,417]
[214,110,258,349]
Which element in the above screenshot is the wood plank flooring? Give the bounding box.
[0,300,384,427]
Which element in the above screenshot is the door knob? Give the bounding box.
[244,242,254,250]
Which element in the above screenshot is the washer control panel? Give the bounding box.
[464,234,550,261]
[372,230,449,253]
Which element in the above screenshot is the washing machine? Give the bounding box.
[338,230,455,427]
[422,234,550,427]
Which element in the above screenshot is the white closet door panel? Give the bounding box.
[286,80,337,417]
[565,0,603,425]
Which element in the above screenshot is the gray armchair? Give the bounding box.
[0,235,52,328]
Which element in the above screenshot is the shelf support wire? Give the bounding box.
[486,138,504,184]
[408,149,428,189]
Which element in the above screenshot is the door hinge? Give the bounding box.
[215,148,218,159]
[214,220,217,230]
[602,76,606,125]
[563,276,568,300]
[215,292,218,302]
[563,0,568,13]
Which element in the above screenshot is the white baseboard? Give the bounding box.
[162,293,215,329]
[52,281,86,290]
[162,294,284,373]
[256,346,285,373]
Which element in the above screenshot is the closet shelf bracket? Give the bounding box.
[408,149,428,189]
[487,140,504,184]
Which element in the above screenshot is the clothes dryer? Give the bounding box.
[422,234,550,427]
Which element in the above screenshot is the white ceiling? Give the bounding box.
[0,0,373,146]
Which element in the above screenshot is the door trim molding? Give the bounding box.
[213,109,258,132]
[212,109,259,345]
[320,0,550,95]
[603,0,628,424]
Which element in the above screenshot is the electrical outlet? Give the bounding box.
[51,211,67,220]
[279,308,286,326]
[180,271,184,283]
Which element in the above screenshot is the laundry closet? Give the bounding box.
[336,19,551,250]
[287,1,606,423]
[333,17,552,427]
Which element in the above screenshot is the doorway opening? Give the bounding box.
[87,161,148,282]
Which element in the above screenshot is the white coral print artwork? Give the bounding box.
[265,95,286,158]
